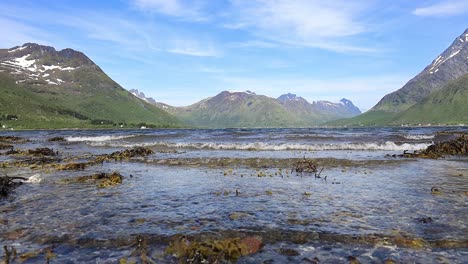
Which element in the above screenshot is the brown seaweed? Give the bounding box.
[59,172,123,188]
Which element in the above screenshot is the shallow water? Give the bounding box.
[1,127,467,263]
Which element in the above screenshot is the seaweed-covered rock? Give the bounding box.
[293,158,317,174]
[97,172,123,188]
[0,143,13,150]
[28,148,57,156]
[166,236,250,263]
[60,172,123,188]
[96,146,154,162]
[277,248,300,256]
[393,136,468,159]
[56,162,88,170]
[0,136,27,143]
[424,136,467,156]
[47,137,66,142]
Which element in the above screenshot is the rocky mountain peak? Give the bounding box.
[129,89,157,104]
[372,28,468,112]
[424,28,467,75]
[277,93,309,105]
[340,98,352,104]
[1,43,100,86]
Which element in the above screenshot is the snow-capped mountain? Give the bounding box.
[129,89,157,104]
[372,28,468,113]
[0,43,180,129]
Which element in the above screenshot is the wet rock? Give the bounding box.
[229,212,250,221]
[60,172,123,188]
[425,136,467,156]
[302,257,320,263]
[47,136,66,142]
[277,248,300,256]
[348,256,360,264]
[293,157,317,174]
[241,236,263,254]
[431,187,442,195]
[393,236,426,249]
[97,172,123,188]
[97,146,154,162]
[28,148,57,156]
[417,217,433,224]
[165,236,250,263]
[0,176,27,198]
[0,136,27,143]
[397,136,468,158]
[0,143,13,150]
[56,162,87,170]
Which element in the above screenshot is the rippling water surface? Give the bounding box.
[1,127,467,263]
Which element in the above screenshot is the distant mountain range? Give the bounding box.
[334,28,468,126]
[0,43,180,129]
[2,27,465,130]
[130,90,361,128]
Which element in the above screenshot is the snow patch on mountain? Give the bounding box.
[5,55,35,69]
[429,51,459,72]
[8,46,27,53]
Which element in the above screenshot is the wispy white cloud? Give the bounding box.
[227,40,279,49]
[167,48,219,57]
[0,17,56,48]
[166,38,220,57]
[0,3,220,57]
[227,0,374,52]
[131,0,207,21]
[133,0,183,15]
[413,0,468,16]
[128,0,377,53]
[197,66,225,73]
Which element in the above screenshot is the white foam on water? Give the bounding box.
[66,135,136,142]
[94,141,431,151]
[26,174,43,183]
[403,134,434,140]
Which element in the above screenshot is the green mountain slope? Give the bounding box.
[332,28,468,126]
[171,91,304,128]
[131,89,361,128]
[330,74,468,126]
[277,94,361,124]
[393,74,468,124]
[373,28,468,113]
[0,43,181,129]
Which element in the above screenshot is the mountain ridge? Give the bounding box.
[372,28,468,113]
[0,43,181,129]
[130,89,361,128]
[332,28,468,126]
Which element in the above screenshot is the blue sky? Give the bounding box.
[0,0,467,111]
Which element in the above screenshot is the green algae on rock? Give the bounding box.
[165,236,251,263]
[59,172,123,188]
